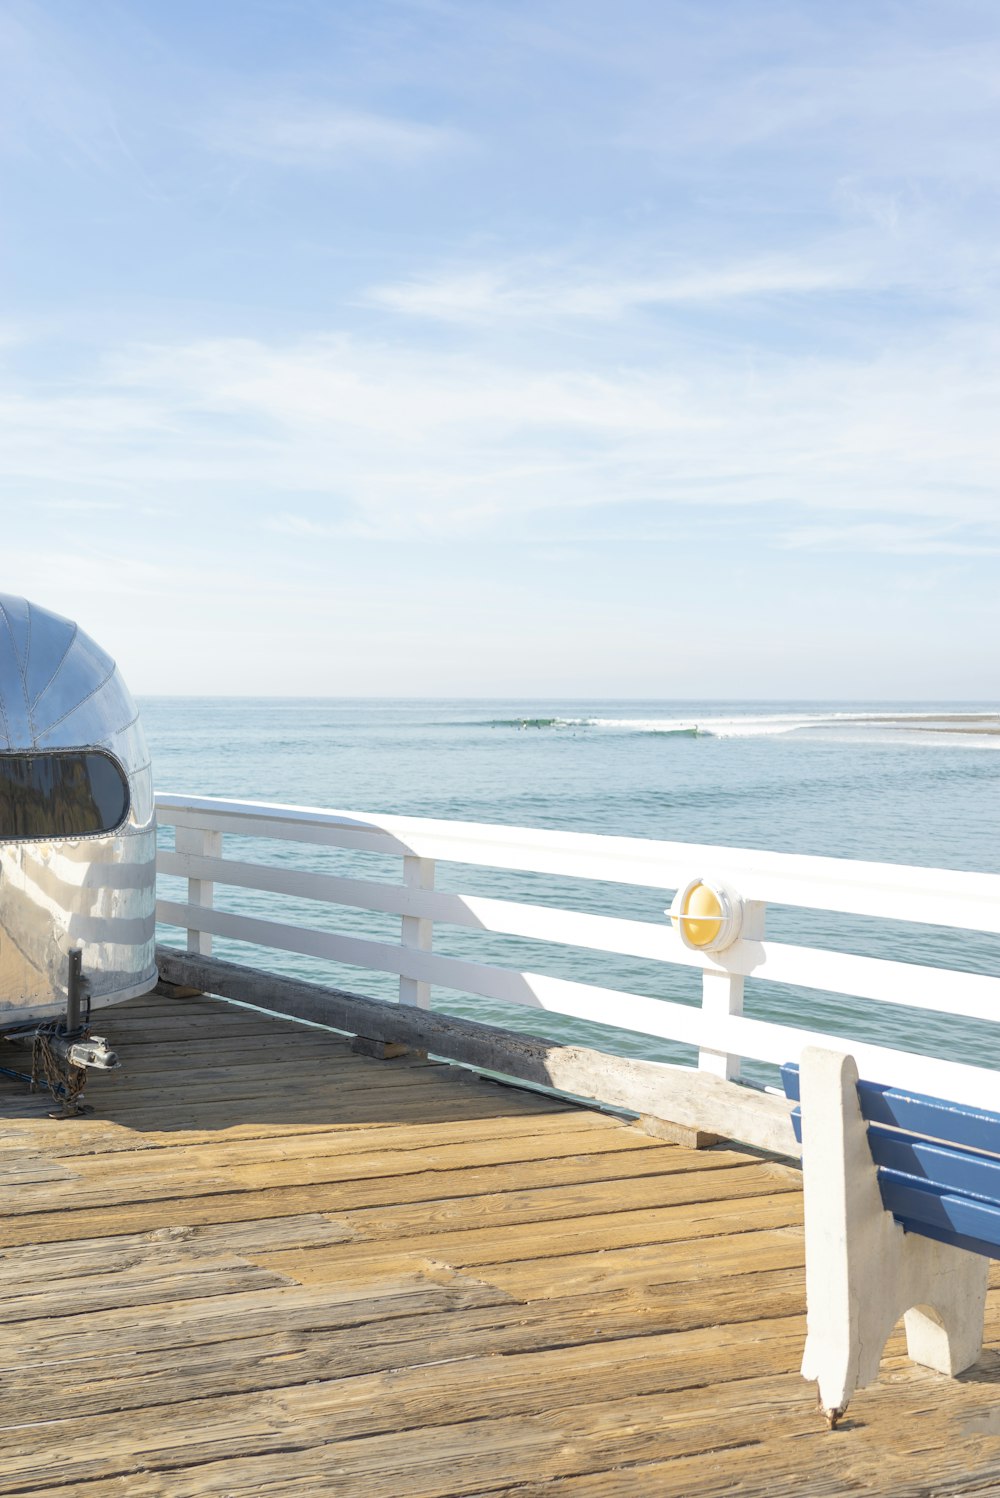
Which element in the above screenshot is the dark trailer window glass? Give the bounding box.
[0,752,129,841]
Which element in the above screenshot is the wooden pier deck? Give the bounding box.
[2,990,1000,1497]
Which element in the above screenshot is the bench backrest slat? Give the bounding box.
[867,1126,1000,1203]
[781,1059,1000,1260]
[856,1081,1000,1154]
[780,1062,1000,1154]
[877,1173,1000,1257]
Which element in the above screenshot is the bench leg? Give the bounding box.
[903,1246,988,1375]
[798,1047,987,1425]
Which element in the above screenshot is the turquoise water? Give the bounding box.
[144,699,1000,1081]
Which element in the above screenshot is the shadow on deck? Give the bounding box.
[1,989,999,1497]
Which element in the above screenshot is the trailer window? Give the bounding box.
[0,752,129,841]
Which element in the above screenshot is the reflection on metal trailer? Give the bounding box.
[0,594,157,1109]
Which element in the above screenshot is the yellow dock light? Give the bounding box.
[669,878,744,953]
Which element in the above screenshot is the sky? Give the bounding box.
[1,0,999,697]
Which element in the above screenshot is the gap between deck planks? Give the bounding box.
[1,988,999,1498]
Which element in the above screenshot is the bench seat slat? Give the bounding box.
[877,1172,1000,1256]
[867,1126,1000,1203]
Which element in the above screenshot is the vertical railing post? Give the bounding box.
[697,901,766,1080]
[399,855,434,1009]
[176,824,222,956]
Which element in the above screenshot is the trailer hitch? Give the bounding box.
[0,950,121,1115]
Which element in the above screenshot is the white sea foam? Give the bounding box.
[582,713,812,737]
[569,711,1000,742]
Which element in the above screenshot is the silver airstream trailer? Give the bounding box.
[0,594,157,1106]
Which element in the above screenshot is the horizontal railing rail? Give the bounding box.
[157,795,1000,928]
[154,793,1000,1124]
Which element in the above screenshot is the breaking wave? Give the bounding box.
[482,711,1000,743]
[487,717,572,729]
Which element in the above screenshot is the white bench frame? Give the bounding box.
[798,1047,989,1426]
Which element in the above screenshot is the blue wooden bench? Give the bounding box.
[780,1047,995,1426]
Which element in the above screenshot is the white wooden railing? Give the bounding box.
[154,794,1000,1115]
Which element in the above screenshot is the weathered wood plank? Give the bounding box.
[0,1158,78,1183]
[0,1086,573,1155]
[58,1106,614,1160]
[0,1337,814,1487]
[85,1059,437,1098]
[87,1039,377,1071]
[0,1127,666,1219]
[66,1081,583,1133]
[0,1312,804,1430]
[0,1101,612,1163]
[0,1147,699,1247]
[334,1159,799,1240]
[12,1339,1000,1498]
[0,1214,354,1289]
[0,1276,516,1365]
[1,1260,295,1323]
[256,1193,804,1286]
[472,1224,806,1300]
[23,1352,1000,1498]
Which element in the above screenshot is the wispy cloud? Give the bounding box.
[618,24,1000,189]
[365,256,862,323]
[265,511,388,542]
[206,101,463,168]
[3,324,1000,547]
[0,6,128,172]
[779,522,1000,557]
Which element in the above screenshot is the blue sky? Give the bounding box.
[1,0,998,696]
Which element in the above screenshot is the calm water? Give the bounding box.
[144,699,1000,1081]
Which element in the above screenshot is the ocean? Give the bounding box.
[144,699,1000,1082]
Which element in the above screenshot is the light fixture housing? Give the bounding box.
[668,878,745,953]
